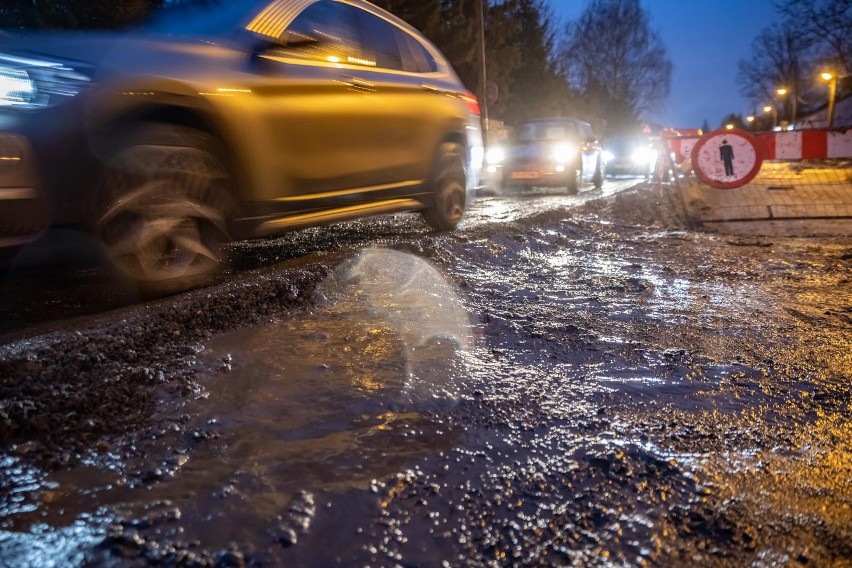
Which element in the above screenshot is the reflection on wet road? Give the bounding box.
[133,249,476,554]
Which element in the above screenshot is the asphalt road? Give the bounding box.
[1,177,850,567]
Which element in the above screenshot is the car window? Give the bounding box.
[352,9,404,70]
[394,28,437,73]
[578,122,596,142]
[544,126,569,140]
[280,0,361,64]
[519,122,578,143]
[518,123,540,142]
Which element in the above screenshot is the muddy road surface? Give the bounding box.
[1,180,850,567]
[0,180,637,339]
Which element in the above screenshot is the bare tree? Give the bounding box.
[775,0,852,72]
[492,0,574,125]
[737,23,815,124]
[373,0,572,126]
[559,0,672,134]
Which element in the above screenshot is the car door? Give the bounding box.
[247,0,380,201]
[345,7,451,195]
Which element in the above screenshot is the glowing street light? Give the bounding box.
[725,123,734,130]
[821,71,837,128]
[776,87,788,96]
[763,105,777,129]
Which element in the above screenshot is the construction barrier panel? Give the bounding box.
[660,128,852,237]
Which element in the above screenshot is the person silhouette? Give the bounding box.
[719,139,735,176]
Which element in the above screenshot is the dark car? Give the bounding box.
[602,135,658,178]
[500,117,603,194]
[0,0,483,295]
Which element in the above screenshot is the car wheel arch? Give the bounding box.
[437,130,470,179]
[89,102,251,206]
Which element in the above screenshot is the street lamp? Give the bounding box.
[763,104,777,129]
[821,71,837,128]
[476,0,488,141]
[746,115,755,130]
[775,87,797,129]
[776,87,788,128]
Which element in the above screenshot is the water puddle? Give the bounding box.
[1,248,477,564]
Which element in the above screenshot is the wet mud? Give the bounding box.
[1,183,851,566]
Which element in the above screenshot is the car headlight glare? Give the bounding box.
[470,145,484,169]
[0,66,36,106]
[551,143,576,164]
[485,146,505,166]
[631,148,658,165]
[0,54,89,109]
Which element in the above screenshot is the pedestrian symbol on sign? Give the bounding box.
[719,139,735,176]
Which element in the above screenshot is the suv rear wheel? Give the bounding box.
[422,142,466,231]
[97,124,233,297]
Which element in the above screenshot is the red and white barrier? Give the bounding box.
[757,130,852,160]
[663,136,699,165]
[660,128,852,189]
[663,129,852,167]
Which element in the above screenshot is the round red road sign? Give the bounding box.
[691,128,763,189]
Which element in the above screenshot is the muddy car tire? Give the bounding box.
[423,142,466,231]
[97,124,234,297]
[565,166,580,195]
[592,159,604,189]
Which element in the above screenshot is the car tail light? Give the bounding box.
[461,91,480,116]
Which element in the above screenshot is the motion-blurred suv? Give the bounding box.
[0,0,483,295]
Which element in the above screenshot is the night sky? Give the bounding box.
[544,0,780,129]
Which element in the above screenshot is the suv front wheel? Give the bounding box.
[96,124,234,297]
[565,166,580,195]
[592,158,604,189]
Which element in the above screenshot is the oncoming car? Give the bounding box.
[602,135,658,178]
[500,117,602,194]
[0,0,483,295]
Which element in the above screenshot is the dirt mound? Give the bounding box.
[577,183,694,230]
